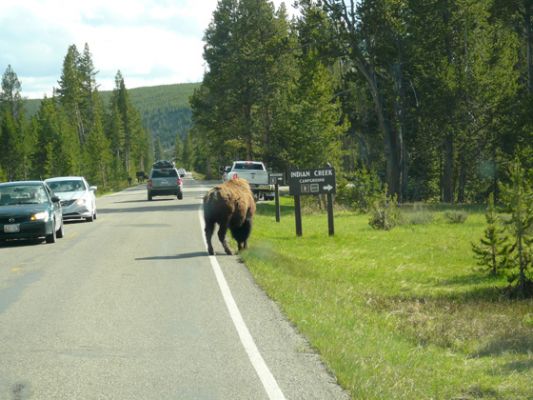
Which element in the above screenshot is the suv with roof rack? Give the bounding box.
[147,160,183,201]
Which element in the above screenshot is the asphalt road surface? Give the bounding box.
[0,177,349,400]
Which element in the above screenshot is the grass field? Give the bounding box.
[240,197,533,400]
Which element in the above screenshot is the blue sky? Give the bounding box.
[0,0,293,99]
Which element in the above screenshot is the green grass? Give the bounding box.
[239,197,533,400]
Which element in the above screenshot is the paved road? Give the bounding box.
[0,178,348,400]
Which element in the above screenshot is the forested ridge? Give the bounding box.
[23,82,199,163]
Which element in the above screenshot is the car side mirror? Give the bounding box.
[52,196,60,203]
[90,186,97,191]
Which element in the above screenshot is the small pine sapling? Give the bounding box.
[500,159,533,297]
[471,193,509,276]
[369,187,401,230]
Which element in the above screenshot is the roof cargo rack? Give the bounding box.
[152,160,174,169]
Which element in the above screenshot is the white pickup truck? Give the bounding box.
[224,161,274,200]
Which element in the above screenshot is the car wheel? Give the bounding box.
[86,215,94,222]
[148,194,153,201]
[45,221,57,244]
[177,191,183,200]
[56,220,64,238]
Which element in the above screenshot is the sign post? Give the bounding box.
[288,167,336,237]
[294,195,302,236]
[275,182,280,222]
[327,192,334,236]
[269,173,285,223]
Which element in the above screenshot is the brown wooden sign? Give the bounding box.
[288,168,336,196]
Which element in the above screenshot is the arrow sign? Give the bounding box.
[323,184,333,192]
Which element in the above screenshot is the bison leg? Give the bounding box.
[205,221,215,255]
[217,224,233,255]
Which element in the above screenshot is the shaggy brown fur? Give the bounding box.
[203,178,256,255]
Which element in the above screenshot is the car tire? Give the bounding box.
[56,220,64,238]
[86,215,94,222]
[177,191,183,200]
[148,194,153,201]
[45,222,57,244]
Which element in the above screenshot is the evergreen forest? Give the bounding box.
[0,43,154,190]
[190,0,532,204]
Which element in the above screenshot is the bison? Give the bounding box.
[203,178,256,255]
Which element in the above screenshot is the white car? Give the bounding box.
[45,176,97,222]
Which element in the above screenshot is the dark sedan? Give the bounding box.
[0,181,64,244]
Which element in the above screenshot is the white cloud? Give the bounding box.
[0,0,296,99]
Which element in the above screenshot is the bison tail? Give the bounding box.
[230,218,252,244]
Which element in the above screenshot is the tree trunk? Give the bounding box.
[442,3,455,204]
[457,149,466,203]
[244,103,253,160]
[392,55,407,202]
[354,57,401,197]
[525,2,532,94]
[442,132,454,203]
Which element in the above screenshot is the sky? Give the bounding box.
[0,0,295,99]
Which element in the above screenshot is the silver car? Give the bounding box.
[45,176,97,222]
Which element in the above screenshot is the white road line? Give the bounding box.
[198,207,286,400]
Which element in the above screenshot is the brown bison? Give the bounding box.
[203,178,256,255]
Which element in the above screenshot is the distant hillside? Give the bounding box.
[24,82,200,152]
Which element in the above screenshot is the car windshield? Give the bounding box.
[152,169,178,178]
[0,185,48,205]
[47,180,85,192]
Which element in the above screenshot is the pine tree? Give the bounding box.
[193,0,297,165]
[154,136,163,161]
[500,158,533,297]
[84,91,111,188]
[110,71,151,179]
[31,97,58,179]
[106,101,126,186]
[31,96,79,179]
[57,45,85,145]
[78,43,98,143]
[273,42,343,170]
[174,134,183,166]
[472,193,509,276]
[0,65,26,180]
[0,110,21,180]
[182,131,194,170]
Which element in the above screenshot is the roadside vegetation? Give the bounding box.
[241,197,533,399]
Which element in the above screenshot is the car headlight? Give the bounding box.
[76,198,87,206]
[31,211,50,221]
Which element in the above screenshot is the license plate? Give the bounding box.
[4,224,20,233]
